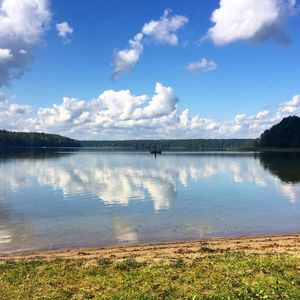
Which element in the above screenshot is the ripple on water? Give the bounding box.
[0,151,299,252]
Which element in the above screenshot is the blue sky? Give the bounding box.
[0,0,300,139]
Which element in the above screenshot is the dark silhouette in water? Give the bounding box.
[0,148,74,162]
[150,146,162,157]
[150,149,162,154]
[258,152,300,183]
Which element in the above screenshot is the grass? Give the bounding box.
[0,252,299,299]
[199,245,219,254]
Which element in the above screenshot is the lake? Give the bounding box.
[0,150,299,253]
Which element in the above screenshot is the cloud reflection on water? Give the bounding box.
[0,200,35,251]
[0,151,299,252]
[0,152,299,211]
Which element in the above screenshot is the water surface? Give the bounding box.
[0,150,299,253]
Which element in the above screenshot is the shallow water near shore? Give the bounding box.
[0,150,299,253]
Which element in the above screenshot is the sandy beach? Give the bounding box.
[1,232,299,262]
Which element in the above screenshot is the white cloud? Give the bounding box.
[111,33,144,80]
[235,114,247,124]
[207,0,297,45]
[142,82,178,118]
[179,109,218,132]
[0,0,51,86]
[0,48,13,63]
[142,9,188,45]
[256,110,270,119]
[186,58,218,73]
[1,85,300,140]
[35,82,179,135]
[56,21,73,42]
[0,94,32,131]
[112,10,188,79]
[19,49,27,55]
[279,95,300,114]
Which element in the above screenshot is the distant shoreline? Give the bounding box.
[2,116,300,150]
[1,232,299,261]
[2,146,300,152]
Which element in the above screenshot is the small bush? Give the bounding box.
[116,259,147,271]
[199,246,218,253]
[97,257,113,267]
[171,258,185,268]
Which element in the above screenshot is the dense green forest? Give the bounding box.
[259,116,300,148]
[0,129,256,150]
[0,130,80,147]
[1,116,300,150]
[80,139,256,151]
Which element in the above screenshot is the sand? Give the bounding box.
[0,233,299,262]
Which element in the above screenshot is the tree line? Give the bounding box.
[0,130,80,147]
[80,139,256,151]
[258,116,300,148]
[1,116,299,149]
[0,130,256,150]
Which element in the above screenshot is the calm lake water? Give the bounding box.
[0,150,299,253]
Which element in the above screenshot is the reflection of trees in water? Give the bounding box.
[0,151,298,218]
[0,151,299,252]
[0,148,75,163]
[258,152,300,183]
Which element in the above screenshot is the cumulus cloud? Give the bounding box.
[278,95,300,114]
[35,82,179,136]
[256,110,270,119]
[1,84,300,140]
[0,0,51,86]
[0,93,32,131]
[229,110,272,136]
[111,33,144,80]
[143,83,179,118]
[56,21,73,42]
[207,0,297,45]
[179,109,218,132]
[112,10,188,79]
[142,9,188,45]
[186,58,218,73]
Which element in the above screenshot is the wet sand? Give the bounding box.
[0,233,299,262]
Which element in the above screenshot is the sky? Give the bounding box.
[0,0,300,140]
